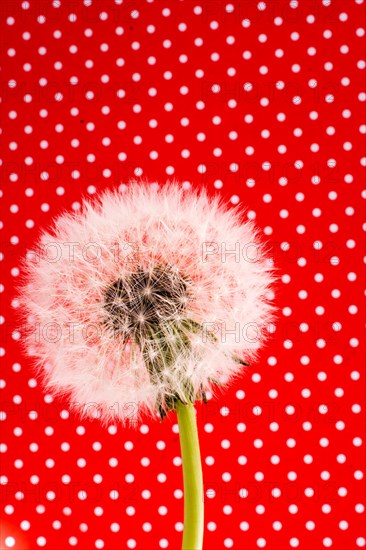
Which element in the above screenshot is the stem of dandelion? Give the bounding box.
[176,400,204,550]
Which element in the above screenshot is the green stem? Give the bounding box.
[176,401,204,550]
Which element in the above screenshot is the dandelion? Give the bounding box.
[21,182,275,549]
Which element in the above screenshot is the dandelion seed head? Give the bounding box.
[20,183,276,424]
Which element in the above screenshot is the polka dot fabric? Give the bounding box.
[1,1,365,549]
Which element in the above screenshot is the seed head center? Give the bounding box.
[104,266,189,337]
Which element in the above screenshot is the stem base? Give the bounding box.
[176,401,204,550]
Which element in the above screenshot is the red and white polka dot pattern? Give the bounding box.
[1,0,365,548]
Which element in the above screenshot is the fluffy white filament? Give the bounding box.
[21,183,275,424]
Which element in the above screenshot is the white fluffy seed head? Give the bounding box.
[20,182,276,424]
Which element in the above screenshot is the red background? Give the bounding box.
[1,0,365,549]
